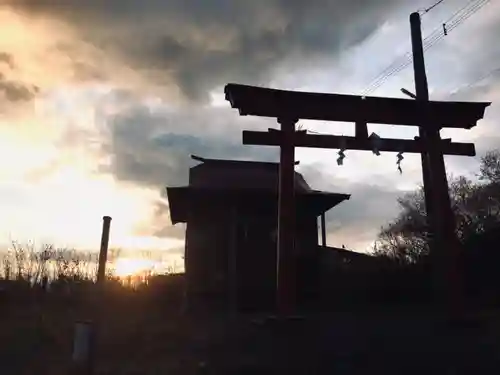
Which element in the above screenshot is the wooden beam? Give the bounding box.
[225,83,490,129]
[242,130,476,156]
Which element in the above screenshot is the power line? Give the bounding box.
[442,0,484,24]
[363,0,490,95]
[367,0,491,94]
[423,0,447,14]
[446,66,500,99]
[361,0,491,96]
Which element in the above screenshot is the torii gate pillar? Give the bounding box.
[276,117,297,316]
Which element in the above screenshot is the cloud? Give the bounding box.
[1,0,497,257]
[7,0,404,102]
[299,163,405,251]
[0,73,39,102]
[441,72,500,177]
[63,96,278,239]
[98,102,279,188]
[148,199,185,240]
[0,51,39,109]
[0,6,158,118]
[0,52,15,69]
[323,184,402,251]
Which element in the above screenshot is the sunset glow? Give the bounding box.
[113,257,157,277]
[0,0,498,257]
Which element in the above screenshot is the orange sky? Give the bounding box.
[0,1,498,264]
[0,8,184,266]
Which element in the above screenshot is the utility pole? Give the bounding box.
[410,12,435,242]
[410,12,462,312]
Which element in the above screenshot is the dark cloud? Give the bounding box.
[148,198,186,240]
[0,75,39,102]
[0,52,39,103]
[0,52,38,103]
[5,0,498,251]
[445,71,500,102]
[0,53,15,69]
[299,163,405,250]
[325,184,402,250]
[90,93,413,246]
[438,70,500,177]
[80,98,277,239]
[153,220,185,240]
[9,0,403,102]
[98,103,278,188]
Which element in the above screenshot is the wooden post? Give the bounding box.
[410,12,462,311]
[276,117,297,316]
[228,205,238,313]
[74,216,111,375]
[72,321,94,375]
[97,216,112,284]
[320,213,327,247]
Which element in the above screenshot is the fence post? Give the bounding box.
[71,216,112,375]
[97,216,112,284]
[72,321,94,375]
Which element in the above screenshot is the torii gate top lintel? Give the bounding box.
[224,83,490,129]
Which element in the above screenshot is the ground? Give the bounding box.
[2,291,500,374]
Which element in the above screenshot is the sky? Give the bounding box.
[0,0,499,267]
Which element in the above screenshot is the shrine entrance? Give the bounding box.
[223,14,490,317]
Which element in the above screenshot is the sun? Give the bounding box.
[113,257,156,277]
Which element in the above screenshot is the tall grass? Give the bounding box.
[0,243,186,374]
[0,241,182,292]
[0,241,99,285]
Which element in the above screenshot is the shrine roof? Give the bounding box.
[189,155,311,192]
[166,186,350,224]
[191,154,287,168]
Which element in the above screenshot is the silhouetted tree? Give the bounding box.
[479,150,500,183]
[372,150,500,306]
[375,150,500,264]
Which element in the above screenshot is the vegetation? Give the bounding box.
[1,242,98,285]
[1,151,500,373]
[0,244,186,374]
[373,149,500,306]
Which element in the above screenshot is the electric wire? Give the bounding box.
[361,0,491,96]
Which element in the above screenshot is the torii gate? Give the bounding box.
[224,82,490,315]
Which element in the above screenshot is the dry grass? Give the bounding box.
[2,243,500,374]
[1,241,99,284]
[3,282,500,374]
